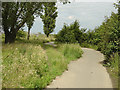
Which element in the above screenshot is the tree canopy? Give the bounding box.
[2,2,43,43]
[40,2,58,37]
[55,20,87,43]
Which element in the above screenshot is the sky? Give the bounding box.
[24,1,117,34]
[68,0,117,2]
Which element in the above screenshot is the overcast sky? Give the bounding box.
[68,0,117,2]
[24,2,117,34]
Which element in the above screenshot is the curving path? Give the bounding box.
[47,48,113,88]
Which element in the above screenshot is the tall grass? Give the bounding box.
[39,43,83,88]
[0,34,2,90]
[61,44,83,60]
[30,34,55,43]
[80,43,98,50]
[110,53,119,73]
[2,40,83,88]
[106,52,119,88]
[2,43,48,88]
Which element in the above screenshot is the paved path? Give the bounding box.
[47,48,113,88]
[44,42,57,47]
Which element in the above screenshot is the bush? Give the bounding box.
[87,13,120,63]
[16,30,27,39]
[55,20,84,43]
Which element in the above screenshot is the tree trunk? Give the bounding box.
[47,34,49,37]
[27,27,30,40]
[5,30,16,44]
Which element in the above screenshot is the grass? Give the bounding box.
[101,51,119,88]
[80,43,98,50]
[29,34,55,43]
[42,43,83,88]
[107,53,119,88]
[2,34,83,88]
[2,43,47,88]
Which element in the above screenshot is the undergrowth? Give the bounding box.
[2,37,83,88]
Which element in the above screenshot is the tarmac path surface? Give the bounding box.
[47,48,113,88]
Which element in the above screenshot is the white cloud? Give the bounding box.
[68,16,74,19]
[81,12,87,15]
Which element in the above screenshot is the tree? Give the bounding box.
[59,0,71,4]
[2,2,43,43]
[55,24,77,43]
[26,14,34,40]
[40,2,58,37]
[55,20,85,43]
[16,30,27,39]
[91,12,119,60]
[118,1,120,22]
[118,1,120,55]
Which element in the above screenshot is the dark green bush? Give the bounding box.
[55,20,86,43]
[16,30,27,39]
[85,13,120,63]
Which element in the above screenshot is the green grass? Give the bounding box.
[41,43,83,88]
[107,52,119,88]
[2,34,83,88]
[101,51,119,88]
[2,43,48,88]
[80,43,98,50]
[29,34,55,43]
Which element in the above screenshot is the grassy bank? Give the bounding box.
[106,52,119,88]
[2,43,47,88]
[2,35,83,88]
[41,43,83,88]
[80,43,98,50]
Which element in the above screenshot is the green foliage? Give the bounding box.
[44,43,83,88]
[40,2,58,37]
[80,43,98,50]
[59,0,71,4]
[26,14,35,40]
[2,35,83,88]
[16,30,27,39]
[84,12,120,62]
[2,43,48,88]
[95,13,119,59]
[2,2,43,43]
[110,53,119,70]
[62,44,83,59]
[56,20,86,43]
[55,23,76,43]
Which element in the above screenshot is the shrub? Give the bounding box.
[55,20,84,43]
[16,30,27,39]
